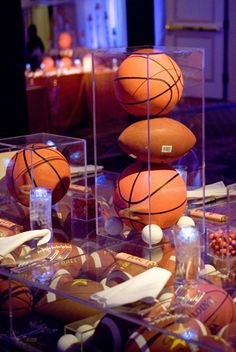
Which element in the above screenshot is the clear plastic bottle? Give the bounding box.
[174,225,201,289]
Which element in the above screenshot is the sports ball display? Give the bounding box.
[6,144,71,207]
[0,279,33,318]
[114,48,183,117]
[125,316,209,351]
[113,162,186,231]
[118,118,196,163]
[185,283,236,333]
[35,279,104,323]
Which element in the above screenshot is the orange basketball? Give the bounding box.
[58,32,72,50]
[113,162,186,231]
[60,56,73,69]
[114,48,183,117]
[41,56,55,72]
[0,279,33,318]
[6,144,71,207]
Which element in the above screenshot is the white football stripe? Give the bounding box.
[91,252,102,268]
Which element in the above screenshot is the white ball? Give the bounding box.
[176,216,195,228]
[57,334,79,352]
[199,264,217,276]
[159,291,174,309]
[75,324,94,344]
[141,224,163,245]
[104,216,123,236]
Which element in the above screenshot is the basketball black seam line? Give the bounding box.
[114,198,186,217]
[115,74,182,105]
[0,289,32,305]
[127,163,148,229]
[129,198,187,215]
[115,54,183,98]
[118,170,181,204]
[124,53,184,90]
[32,148,66,194]
[116,74,182,116]
[22,148,38,188]
[10,154,19,198]
[116,167,183,230]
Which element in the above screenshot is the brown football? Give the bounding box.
[118,117,196,163]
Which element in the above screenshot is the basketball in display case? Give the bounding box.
[6,144,71,207]
[92,46,205,241]
[114,49,184,117]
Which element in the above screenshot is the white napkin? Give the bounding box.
[0,229,51,258]
[187,181,227,200]
[91,267,171,308]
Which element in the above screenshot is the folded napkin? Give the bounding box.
[91,267,171,308]
[187,181,227,200]
[0,229,51,258]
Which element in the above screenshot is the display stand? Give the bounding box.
[0,49,235,351]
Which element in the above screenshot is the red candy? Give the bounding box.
[208,228,236,256]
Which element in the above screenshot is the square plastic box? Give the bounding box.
[0,132,88,242]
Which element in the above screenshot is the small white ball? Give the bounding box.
[141,224,163,245]
[57,334,79,352]
[104,216,123,236]
[199,264,217,276]
[177,216,195,228]
[158,291,174,309]
[75,324,94,344]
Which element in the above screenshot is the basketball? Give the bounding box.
[41,56,55,72]
[0,279,33,318]
[118,117,196,163]
[58,32,72,50]
[113,162,186,231]
[60,56,73,69]
[114,48,183,117]
[6,144,71,207]
[125,315,209,351]
[185,283,236,333]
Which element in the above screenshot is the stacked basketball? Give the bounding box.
[112,48,196,234]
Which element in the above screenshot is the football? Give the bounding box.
[18,242,87,278]
[118,117,196,163]
[35,279,104,323]
[80,248,117,281]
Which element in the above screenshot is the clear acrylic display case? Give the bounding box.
[92,46,206,250]
[0,132,89,242]
[1,49,236,352]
